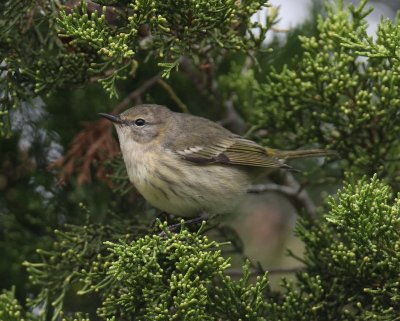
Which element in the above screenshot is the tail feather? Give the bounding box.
[273,149,336,160]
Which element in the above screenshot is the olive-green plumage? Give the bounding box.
[100,104,332,217]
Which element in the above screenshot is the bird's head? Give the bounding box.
[99,104,173,145]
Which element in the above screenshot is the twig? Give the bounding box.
[271,27,289,33]
[248,172,317,220]
[248,183,297,195]
[225,266,303,276]
[219,55,254,133]
[218,57,254,134]
[285,172,317,219]
[65,0,130,25]
[89,66,119,83]
[180,56,248,134]
[179,57,211,99]
[219,98,247,133]
[157,79,189,113]
[113,73,162,113]
[241,55,254,73]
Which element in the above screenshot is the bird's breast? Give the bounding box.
[119,140,157,187]
[119,140,252,216]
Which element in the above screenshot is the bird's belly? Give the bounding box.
[126,154,251,217]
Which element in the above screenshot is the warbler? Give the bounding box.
[100,104,331,217]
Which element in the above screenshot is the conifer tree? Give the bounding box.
[1,0,399,320]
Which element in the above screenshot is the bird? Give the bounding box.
[99,104,331,217]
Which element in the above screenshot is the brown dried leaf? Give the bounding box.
[50,118,119,185]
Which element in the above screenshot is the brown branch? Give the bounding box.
[218,55,254,133]
[180,57,211,99]
[180,56,248,134]
[248,172,317,220]
[225,266,303,276]
[219,98,247,134]
[113,73,162,113]
[157,79,189,113]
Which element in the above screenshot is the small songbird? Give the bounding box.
[100,104,331,217]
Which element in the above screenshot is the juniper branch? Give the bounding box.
[248,172,317,220]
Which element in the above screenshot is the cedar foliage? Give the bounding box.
[1,0,399,320]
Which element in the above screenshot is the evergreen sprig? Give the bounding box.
[23,220,270,321]
[1,0,274,135]
[338,10,400,62]
[3,175,400,320]
[23,212,144,321]
[211,261,269,320]
[95,221,231,320]
[266,275,328,321]
[294,175,400,320]
[0,288,28,321]
[2,1,400,320]
[221,0,400,185]
[0,0,90,135]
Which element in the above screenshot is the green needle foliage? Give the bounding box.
[0,0,271,134]
[297,175,400,320]
[0,288,29,321]
[24,212,144,321]
[0,287,88,321]
[1,0,400,320]
[8,176,400,320]
[282,175,400,321]
[222,0,400,184]
[25,221,270,321]
[338,11,400,61]
[260,175,400,321]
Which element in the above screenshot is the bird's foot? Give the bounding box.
[157,213,210,236]
[151,211,173,229]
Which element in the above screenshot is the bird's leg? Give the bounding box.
[151,211,174,229]
[160,213,210,234]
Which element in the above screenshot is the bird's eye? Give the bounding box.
[135,119,145,126]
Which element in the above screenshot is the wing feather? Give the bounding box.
[175,137,288,169]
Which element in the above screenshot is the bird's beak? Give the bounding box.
[98,113,123,124]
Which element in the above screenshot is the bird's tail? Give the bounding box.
[271,148,336,160]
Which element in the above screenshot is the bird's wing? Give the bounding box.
[173,137,289,169]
